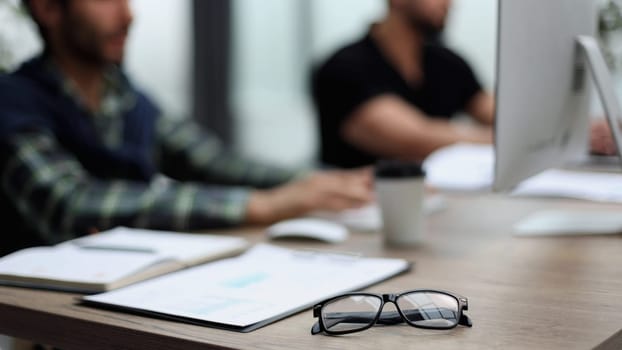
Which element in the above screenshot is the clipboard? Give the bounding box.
[82,244,412,332]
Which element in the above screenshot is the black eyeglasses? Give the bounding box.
[311,289,472,335]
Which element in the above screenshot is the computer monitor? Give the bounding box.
[493,0,622,191]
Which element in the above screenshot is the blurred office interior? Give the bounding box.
[0,0,621,348]
[0,5,493,347]
[2,0,622,167]
[0,0,498,169]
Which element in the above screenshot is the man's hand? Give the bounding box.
[453,122,494,145]
[245,169,373,225]
[590,119,618,155]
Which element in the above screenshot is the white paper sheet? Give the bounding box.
[423,143,494,191]
[84,244,410,329]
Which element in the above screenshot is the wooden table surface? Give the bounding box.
[0,194,621,350]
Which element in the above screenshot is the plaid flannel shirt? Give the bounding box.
[0,62,299,245]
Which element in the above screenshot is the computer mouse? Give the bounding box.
[266,218,349,243]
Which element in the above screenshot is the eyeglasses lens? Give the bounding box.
[396,292,460,328]
[321,295,382,333]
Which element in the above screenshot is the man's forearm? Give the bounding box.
[343,95,493,161]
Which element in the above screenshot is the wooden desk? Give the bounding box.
[1,194,621,350]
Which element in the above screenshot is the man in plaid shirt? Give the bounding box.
[0,0,372,255]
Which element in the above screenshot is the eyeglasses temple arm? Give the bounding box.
[311,322,322,335]
[459,314,473,327]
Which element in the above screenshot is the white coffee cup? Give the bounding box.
[375,161,426,247]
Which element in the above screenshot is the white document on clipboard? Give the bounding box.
[83,244,411,332]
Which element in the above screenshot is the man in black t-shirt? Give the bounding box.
[313,0,494,168]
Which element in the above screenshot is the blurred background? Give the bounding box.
[0,0,499,170]
[0,1,621,347]
[230,0,498,167]
[2,0,620,170]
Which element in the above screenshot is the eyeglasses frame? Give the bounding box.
[311,289,472,335]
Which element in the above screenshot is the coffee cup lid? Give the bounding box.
[375,160,425,178]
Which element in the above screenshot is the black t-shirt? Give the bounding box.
[312,33,483,168]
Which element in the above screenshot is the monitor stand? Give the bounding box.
[576,35,622,163]
[513,36,622,238]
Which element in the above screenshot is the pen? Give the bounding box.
[75,244,156,254]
